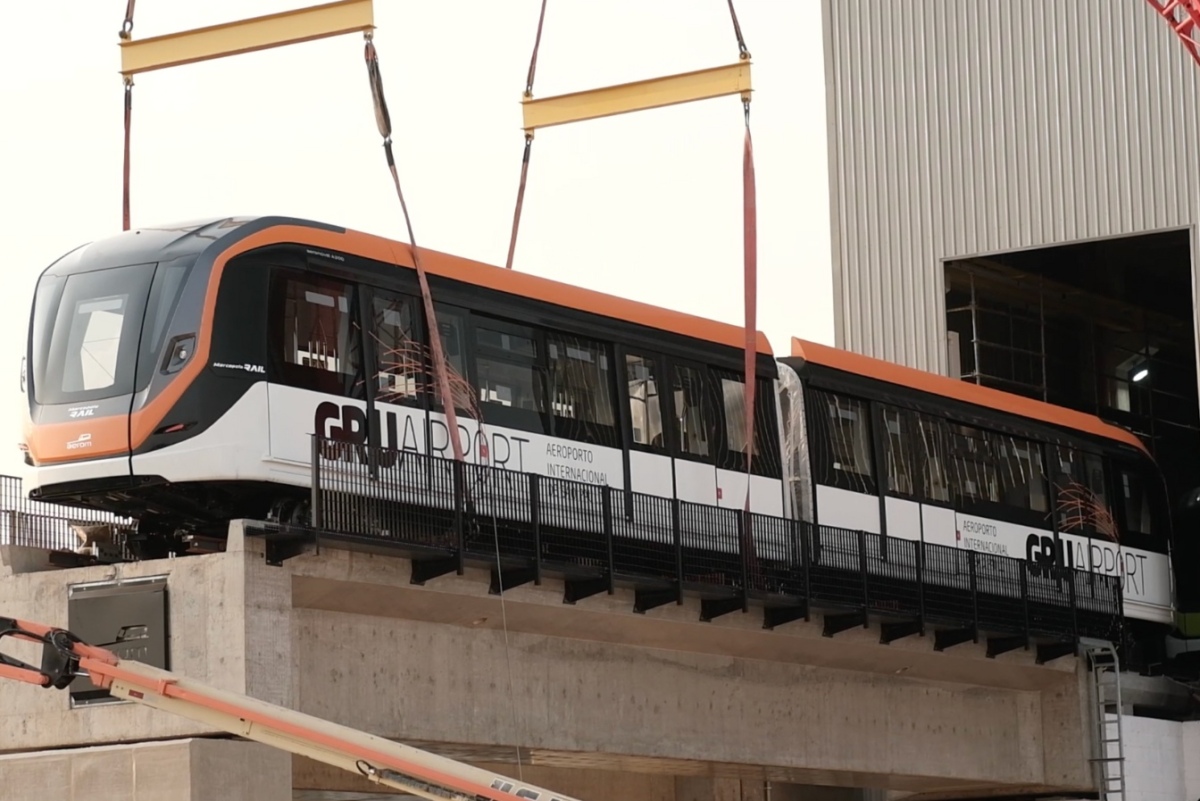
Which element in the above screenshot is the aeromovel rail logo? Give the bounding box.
[66,433,93,451]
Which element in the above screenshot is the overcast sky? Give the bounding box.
[0,0,833,478]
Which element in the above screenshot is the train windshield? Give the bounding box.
[30,262,167,407]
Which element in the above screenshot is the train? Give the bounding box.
[19,215,1178,659]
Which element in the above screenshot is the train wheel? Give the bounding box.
[266,496,311,528]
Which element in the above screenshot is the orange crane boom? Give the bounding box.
[0,617,581,801]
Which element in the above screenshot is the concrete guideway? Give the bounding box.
[0,522,1101,799]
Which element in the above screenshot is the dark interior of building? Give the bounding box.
[944,229,1198,593]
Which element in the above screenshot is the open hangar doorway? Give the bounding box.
[942,228,1199,667]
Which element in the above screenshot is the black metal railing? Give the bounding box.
[308,436,1123,649]
[0,475,136,552]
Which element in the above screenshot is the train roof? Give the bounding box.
[59,216,774,357]
[788,337,1150,456]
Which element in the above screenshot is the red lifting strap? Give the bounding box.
[362,35,465,463]
[740,110,761,583]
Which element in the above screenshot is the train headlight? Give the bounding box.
[163,334,196,374]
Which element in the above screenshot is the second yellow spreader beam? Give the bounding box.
[520,60,753,133]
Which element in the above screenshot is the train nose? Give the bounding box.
[25,416,131,466]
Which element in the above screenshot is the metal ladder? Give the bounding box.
[1081,638,1125,800]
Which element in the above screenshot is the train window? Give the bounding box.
[134,259,192,392]
[33,263,156,405]
[370,292,423,406]
[473,316,548,433]
[714,371,782,478]
[720,377,755,456]
[1115,466,1155,537]
[944,424,996,505]
[915,414,951,503]
[626,353,665,451]
[882,407,916,497]
[1051,447,1113,539]
[807,388,874,493]
[828,395,872,481]
[672,364,712,458]
[271,270,364,399]
[932,421,1049,521]
[546,333,618,447]
[991,433,1049,513]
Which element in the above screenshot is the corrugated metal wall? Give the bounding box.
[822,0,1200,375]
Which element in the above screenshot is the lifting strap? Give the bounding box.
[503,0,548,271]
[120,1,136,231]
[362,33,465,463]
[730,1,761,582]
[502,2,761,579]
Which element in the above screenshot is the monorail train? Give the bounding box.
[19,216,1175,646]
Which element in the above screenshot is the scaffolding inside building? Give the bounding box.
[944,256,1199,460]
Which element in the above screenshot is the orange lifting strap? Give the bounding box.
[503,2,761,576]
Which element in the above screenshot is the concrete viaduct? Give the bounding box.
[0,522,1106,801]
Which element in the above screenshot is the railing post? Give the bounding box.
[529,473,542,586]
[738,510,750,595]
[969,550,980,635]
[858,529,870,612]
[452,460,466,576]
[800,520,812,612]
[1020,559,1030,640]
[1068,568,1079,642]
[602,486,615,595]
[310,434,324,531]
[915,540,925,629]
[672,499,683,604]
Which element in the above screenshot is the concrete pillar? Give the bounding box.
[0,738,291,801]
[1185,721,1200,799]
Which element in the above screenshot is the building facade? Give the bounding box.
[819,2,1200,784]
[821,0,1198,375]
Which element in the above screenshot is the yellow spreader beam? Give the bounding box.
[521,60,753,134]
[119,0,375,77]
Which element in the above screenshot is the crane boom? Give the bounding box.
[1146,0,1200,66]
[0,617,582,801]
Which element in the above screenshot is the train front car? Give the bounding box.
[21,218,271,552]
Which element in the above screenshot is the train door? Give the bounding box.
[711,369,785,518]
[266,266,367,469]
[668,359,718,506]
[360,286,430,458]
[622,350,674,499]
[876,404,924,543]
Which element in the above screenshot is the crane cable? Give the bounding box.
[503,0,548,271]
[362,33,466,464]
[119,0,136,231]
